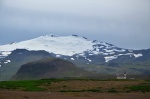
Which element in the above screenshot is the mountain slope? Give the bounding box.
[13,58,91,80]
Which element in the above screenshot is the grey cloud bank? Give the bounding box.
[0,0,150,49]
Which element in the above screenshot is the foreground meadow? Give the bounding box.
[0,79,150,99]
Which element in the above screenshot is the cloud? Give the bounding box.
[0,0,150,49]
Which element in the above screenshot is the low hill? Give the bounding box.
[13,58,91,80]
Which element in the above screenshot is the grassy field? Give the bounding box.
[0,79,150,99]
[0,79,150,93]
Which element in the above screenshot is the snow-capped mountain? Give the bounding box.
[0,35,150,80]
[0,35,144,62]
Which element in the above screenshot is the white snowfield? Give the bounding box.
[0,35,108,56]
[0,36,88,56]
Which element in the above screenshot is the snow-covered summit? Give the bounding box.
[0,35,100,56]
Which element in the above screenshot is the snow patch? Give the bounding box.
[7,60,11,62]
[87,59,92,62]
[71,58,74,60]
[89,53,94,56]
[0,51,11,57]
[102,53,109,55]
[56,55,61,57]
[83,56,92,62]
[78,53,85,56]
[104,56,118,62]
[95,48,99,52]
[104,49,114,53]
[4,60,11,64]
[113,49,125,52]
[134,54,143,58]
[92,51,100,54]
[99,46,104,48]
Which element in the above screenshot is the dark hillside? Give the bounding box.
[13,58,91,80]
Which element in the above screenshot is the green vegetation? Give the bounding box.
[127,85,150,92]
[0,80,46,91]
[126,81,150,93]
[0,79,65,91]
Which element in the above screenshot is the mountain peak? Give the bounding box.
[0,35,93,56]
[42,34,58,37]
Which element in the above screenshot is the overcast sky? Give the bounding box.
[0,0,150,49]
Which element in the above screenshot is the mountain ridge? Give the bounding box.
[0,35,147,63]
